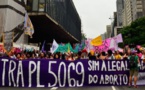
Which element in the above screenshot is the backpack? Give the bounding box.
[129,56,137,69]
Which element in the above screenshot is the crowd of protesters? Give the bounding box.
[0,44,145,88]
[0,45,144,62]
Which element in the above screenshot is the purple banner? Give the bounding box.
[0,57,145,87]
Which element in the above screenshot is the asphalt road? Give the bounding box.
[1,86,145,90]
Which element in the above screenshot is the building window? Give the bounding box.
[39,0,45,12]
[14,0,25,6]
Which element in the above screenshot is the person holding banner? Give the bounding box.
[114,51,122,60]
[141,50,145,63]
[106,50,115,60]
[66,52,74,61]
[99,51,106,60]
[128,51,140,88]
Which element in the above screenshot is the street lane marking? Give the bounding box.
[50,87,58,90]
[111,86,116,90]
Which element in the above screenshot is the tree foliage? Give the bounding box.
[120,17,145,46]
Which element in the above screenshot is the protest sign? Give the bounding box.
[0,58,145,87]
[2,31,14,54]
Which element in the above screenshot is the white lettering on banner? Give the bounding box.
[101,61,107,71]
[29,61,37,87]
[112,61,116,71]
[99,74,128,85]
[9,60,16,87]
[108,61,111,71]
[68,63,76,87]
[37,61,44,87]
[16,61,24,87]
[58,62,66,87]
[48,61,57,87]
[123,74,128,85]
[125,61,129,70]
[89,75,98,84]
[109,75,113,84]
[116,61,121,71]
[119,74,122,85]
[121,61,126,71]
[100,75,105,84]
[88,61,99,71]
[2,59,9,86]
[76,62,85,87]
[105,75,109,84]
[114,75,119,85]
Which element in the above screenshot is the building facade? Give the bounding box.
[116,0,124,26]
[132,0,144,21]
[0,0,81,51]
[122,0,145,26]
[26,0,81,44]
[122,0,133,26]
[143,0,145,15]
[0,0,28,44]
[106,25,111,38]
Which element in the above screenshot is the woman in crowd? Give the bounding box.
[106,50,115,60]
[39,52,45,59]
[123,48,131,60]
[31,53,36,59]
[54,53,60,59]
[99,51,106,60]
[16,53,23,60]
[66,52,74,61]
[114,51,122,60]
[141,50,145,63]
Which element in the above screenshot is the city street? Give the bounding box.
[1,86,145,90]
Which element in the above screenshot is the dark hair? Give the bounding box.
[102,52,106,56]
[107,50,112,56]
[54,53,60,59]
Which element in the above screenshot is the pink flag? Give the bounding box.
[85,39,95,53]
[114,34,123,43]
[137,45,141,49]
[95,38,111,52]
[109,38,118,51]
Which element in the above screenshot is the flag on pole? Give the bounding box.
[91,36,102,46]
[41,40,45,52]
[50,39,59,54]
[114,34,123,43]
[85,39,95,53]
[24,13,34,38]
[67,43,72,53]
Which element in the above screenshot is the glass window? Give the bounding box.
[32,0,39,11]
[39,0,45,12]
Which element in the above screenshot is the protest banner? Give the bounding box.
[95,38,111,52]
[91,36,102,46]
[2,31,14,54]
[0,58,145,87]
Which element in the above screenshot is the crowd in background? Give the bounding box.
[0,45,145,62]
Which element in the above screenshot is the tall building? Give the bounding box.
[106,25,111,38]
[116,0,124,26]
[143,0,145,15]
[122,0,145,26]
[132,0,144,21]
[0,0,28,44]
[26,0,81,45]
[0,0,81,51]
[122,0,133,26]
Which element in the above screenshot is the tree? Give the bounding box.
[120,16,145,46]
[81,32,87,40]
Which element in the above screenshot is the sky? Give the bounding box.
[73,0,116,38]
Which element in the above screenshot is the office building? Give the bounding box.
[0,0,82,50]
[116,0,124,26]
